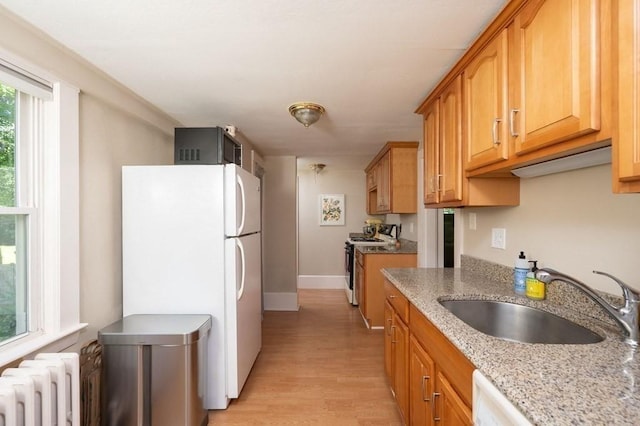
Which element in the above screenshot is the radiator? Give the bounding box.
[0,352,80,426]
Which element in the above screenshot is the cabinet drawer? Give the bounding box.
[384,280,409,323]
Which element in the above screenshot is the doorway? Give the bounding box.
[443,209,455,268]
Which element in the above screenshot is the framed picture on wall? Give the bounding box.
[319,194,345,226]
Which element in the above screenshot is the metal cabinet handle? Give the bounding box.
[421,375,430,402]
[510,109,520,137]
[386,318,392,336]
[437,174,444,193]
[391,325,397,343]
[492,118,502,145]
[432,392,441,422]
[389,295,397,299]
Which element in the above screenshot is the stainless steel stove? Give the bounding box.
[344,233,394,305]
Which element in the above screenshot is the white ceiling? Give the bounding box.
[0,0,507,164]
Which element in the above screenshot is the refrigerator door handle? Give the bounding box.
[237,238,246,301]
[236,175,246,235]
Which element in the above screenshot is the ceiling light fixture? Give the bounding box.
[308,163,326,174]
[288,102,325,127]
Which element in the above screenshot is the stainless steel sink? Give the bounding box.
[438,299,603,344]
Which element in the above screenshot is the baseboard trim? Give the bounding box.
[263,292,299,311]
[297,275,346,290]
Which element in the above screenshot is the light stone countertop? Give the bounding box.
[356,239,417,255]
[381,265,640,425]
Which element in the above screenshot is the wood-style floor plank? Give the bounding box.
[208,289,402,425]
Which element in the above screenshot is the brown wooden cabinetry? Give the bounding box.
[384,282,410,424]
[439,77,464,204]
[377,151,391,212]
[366,167,377,191]
[510,0,601,155]
[357,251,416,328]
[410,303,474,425]
[614,0,640,193]
[418,0,624,195]
[422,75,519,208]
[383,278,475,425]
[464,29,509,171]
[365,142,418,214]
[409,335,435,425]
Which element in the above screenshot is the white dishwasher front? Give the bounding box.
[472,370,532,426]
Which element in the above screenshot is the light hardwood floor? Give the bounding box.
[208,289,403,425]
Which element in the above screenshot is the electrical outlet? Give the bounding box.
[469,213,477,230]
[491,228,506,249]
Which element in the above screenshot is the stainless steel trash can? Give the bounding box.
[98,314,212,426]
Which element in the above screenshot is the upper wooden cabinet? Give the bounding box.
[511,0,601,155]
[419,0,625,191]
[376,151,391,212]
[365,142,418,214]
[614,0,640,193]
[424,77,464,206]
[464,29,509,170]
[422,75,519,208]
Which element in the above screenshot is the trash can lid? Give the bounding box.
[98,314,212,346]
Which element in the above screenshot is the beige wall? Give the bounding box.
[1,7,180,346]
[462,164,640,296]
[263,156,297,293]
[79,95,173,341]
[298,168,372,276]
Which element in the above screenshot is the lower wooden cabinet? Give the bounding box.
[385,279,475,425]
[436,371,472,425]
[384,291,410,424]
[409,335,435,425]
[358,251,416,328]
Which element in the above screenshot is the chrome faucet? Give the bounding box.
[535,268,640,347]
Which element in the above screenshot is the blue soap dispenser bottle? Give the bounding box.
[514,251,528,296]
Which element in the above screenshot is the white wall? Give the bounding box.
[461,164,640,296]
[298,167,372,276]
[262,156,298,309]
[79,95,173,341]
[0,6,180,347]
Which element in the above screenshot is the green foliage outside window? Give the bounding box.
[0,83,15,207]
[0,82,16,341]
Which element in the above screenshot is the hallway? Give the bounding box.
[208,289,402,425]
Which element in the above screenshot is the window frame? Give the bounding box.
[0,48,85,366]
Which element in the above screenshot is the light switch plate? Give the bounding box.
[491,228,506,249]
[469,213,477,230]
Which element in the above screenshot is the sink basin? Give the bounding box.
[438,299,603,344]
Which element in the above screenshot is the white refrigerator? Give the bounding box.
[122,164,262,409]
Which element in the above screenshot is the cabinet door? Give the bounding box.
[393,313,410,424]
[384,300,393,385]
[410,336,435,426]
[439,76,463,203]
[423,100,440,205]
[376,152,391,212]
[511,0,600,154]
[464,29,509,170]
[617,0,640,185]
[367,169,376,190]
[356,260,366,320]
[436,371,472,426]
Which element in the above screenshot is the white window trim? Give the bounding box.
[0,50,86,367]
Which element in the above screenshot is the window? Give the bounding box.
[0,52,83,363]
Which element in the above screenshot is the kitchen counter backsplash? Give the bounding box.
[461,254,622,328]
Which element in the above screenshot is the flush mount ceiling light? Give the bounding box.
[308,163,326,174]
[288,102,325,127]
